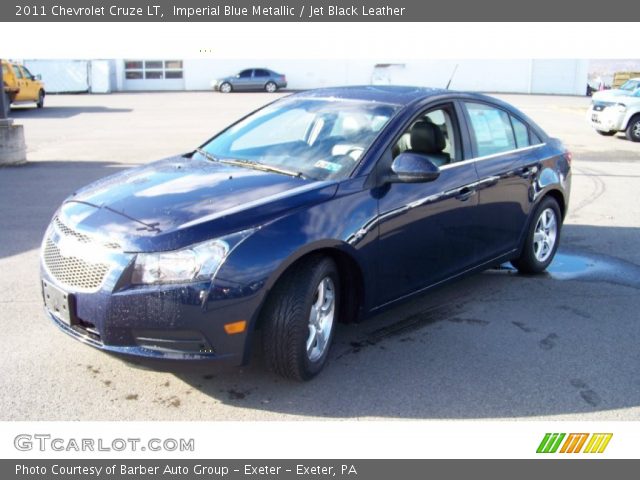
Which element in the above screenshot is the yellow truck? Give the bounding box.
[2,59,46,115]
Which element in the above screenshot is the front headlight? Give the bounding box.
[131,229,254,285]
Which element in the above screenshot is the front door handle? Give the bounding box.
[455,187,476,202]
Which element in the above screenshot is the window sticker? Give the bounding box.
[314,160,343,172]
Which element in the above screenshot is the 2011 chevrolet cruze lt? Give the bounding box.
[41,86,571,381]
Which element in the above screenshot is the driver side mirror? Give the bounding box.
[383,152,441,184]
[34,74,42,81]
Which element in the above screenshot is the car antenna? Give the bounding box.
[446,64,458,90]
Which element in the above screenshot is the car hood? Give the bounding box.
[592,89,634,101]
[58,155,337,252]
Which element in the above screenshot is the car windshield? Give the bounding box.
[199,98,400,181]
[620,80,640,91]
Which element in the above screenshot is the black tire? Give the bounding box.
[511,196,562,274]
[265,81,277,93]
[625,115,640,142]
[36,90,44,109]
[261,256,340,381]
[219,82,232,93]
[596,130,616,136]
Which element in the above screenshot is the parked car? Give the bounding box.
[1,59,45,114]
[212,68,287,93]
[40,86,571,381]
[587,90,640,141]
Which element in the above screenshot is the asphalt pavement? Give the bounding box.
[1,91,639,420]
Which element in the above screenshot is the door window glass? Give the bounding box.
[465,102,516,156]
[392,106,458,165]
[238,70,253,78]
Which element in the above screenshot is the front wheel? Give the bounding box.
[265,81,277,93]
[219,82,232,93]
[626,115,640,142]
[36,90,45,109]
[261,256,339,381]
[511,197,562,274]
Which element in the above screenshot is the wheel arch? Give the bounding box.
[254,242,366,331]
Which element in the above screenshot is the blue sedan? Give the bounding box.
[41,86,571,381]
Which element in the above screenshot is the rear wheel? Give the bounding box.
[511,196,562,274]
[261,256,339,381]
[596,130,616,136]
[36,90,44,109]
[626,115,640,142]
[265,81,277,93]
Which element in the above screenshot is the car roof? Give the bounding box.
[290,85,496,107]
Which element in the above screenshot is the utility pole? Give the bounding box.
[0,58,27,165]
[0,58,10,124]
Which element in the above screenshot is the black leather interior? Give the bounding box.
[406,121,450,166]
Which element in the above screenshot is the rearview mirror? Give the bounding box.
[384,152,441,183]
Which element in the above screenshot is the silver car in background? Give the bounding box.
[212,68,287,93]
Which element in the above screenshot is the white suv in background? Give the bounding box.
[588,92,640,142]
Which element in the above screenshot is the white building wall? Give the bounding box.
[96,58,588,95]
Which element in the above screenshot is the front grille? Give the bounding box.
[43,237,110,291]
[54,217,120,250]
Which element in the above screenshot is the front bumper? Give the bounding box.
[588,106,625,132]
[41,268,258,365]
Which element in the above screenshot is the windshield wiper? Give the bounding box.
[195,149,308,180]
[195,148,218,163]
[220,157,308,180]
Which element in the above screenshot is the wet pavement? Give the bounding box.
[0,92,639,420]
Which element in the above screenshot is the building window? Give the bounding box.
[124,60,183,80]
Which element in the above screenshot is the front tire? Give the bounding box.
[265,81,277,93]
[261,256,340,381]
[219,82,232,93]
[36,90,44,108]
[511,196,562,274]
[626,115,640,142]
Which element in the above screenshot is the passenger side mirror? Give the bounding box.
[384,152,441,184]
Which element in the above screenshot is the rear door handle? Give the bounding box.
[455,187,476,202]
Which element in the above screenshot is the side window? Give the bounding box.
[392,105,459,166]
[510,116,530,148]
[12,65,23,79]
[255,69,269,77]
[238,70,252,79]
[21,66,34,80]
[465,102,516,157]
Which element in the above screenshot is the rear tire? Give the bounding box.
[261,256,340,381]
[265,81,277,93]
[596,130,616,136]
[36,90,44,109]
[511,196,562,274]
[626,115,640,142]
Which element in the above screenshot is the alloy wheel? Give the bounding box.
[306,276,335,362]
[533,208,558,263]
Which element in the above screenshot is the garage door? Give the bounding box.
[123,60,185,91]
